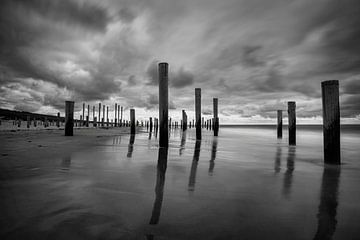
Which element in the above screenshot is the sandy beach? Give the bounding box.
[0,126,139,169]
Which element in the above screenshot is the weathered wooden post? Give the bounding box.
[195,88,202,139]
[98,103,101,127]
[115,103,117,127]
[102,105,105,127]
[27,115,30,128]
[321,80,340,164]
[277,110,283,139]
[56,112,60,127]
[82,103,85,126]
[202,117,204,128]
[288,102,296,145]
[86,105,90,127]
[106,106,109,127]
[65,101,74,136]
[213,98,219,136]
[159,62,169,148]
[150,117,153,132]
[94,117,97,127]
[130,109,136,134]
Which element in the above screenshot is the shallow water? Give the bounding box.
[1,126,360,239]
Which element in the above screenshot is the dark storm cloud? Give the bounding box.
[1,0,111,32]
[342,95,360,117]
[128,75,136,86]
[342,77,360,95]
[171,68,194,88]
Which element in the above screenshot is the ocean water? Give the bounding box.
[1,125,360,239]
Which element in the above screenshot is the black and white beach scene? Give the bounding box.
[1,0,360,239]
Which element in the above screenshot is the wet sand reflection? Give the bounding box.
[127,134,135,158]
[313,165,341,240]
[274,145,282,173]
[179,130,187,156]
[282,146,296,198]
[188,140,201,192]
[149,147,168,225]
[209,137,218,175]
[61,155,71,171]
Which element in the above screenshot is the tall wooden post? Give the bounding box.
[86,104,90,127]
[102,105,105,127]
[65,101,74,136]
[321,80,340,164]
[159,62,169,148]
[93,106,95,121]
[182,110,187,130]
[82,103,85,126]
[106,106,109,127]
[98,103,101,127]
[213,98,219,136]
[130,109,135,134]
[150,117,153,132]
[277,110,283,139]
[288,102,296,145]
[195,88,201,140]
[115,103,117,127]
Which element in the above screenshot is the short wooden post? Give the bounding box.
[130,109,136,134]
[106,106,109,127]
[92,106,95,126]
[159,62,169,148]
[65,101,74,136]
[321,80,340,164]
[94,117,97,127]
[277,110,283,139]
[288,102,296,145]
[86,105,90,127]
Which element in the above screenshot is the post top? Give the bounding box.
[159,62,168,66]
[195,88,201,91]
[321,80,339,86]
[288,101,296,106]
[65,100,74,103]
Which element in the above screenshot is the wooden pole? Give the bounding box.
[86,104,89,127]
[115,103,117,127]
[118,105,120,127]
[213,98,219,136]
[65,101,74,136]
[98,103,101,126]
[277,110,283,139]
[82,103,85,126]
[321,80,340,164]
[102,105,105,127]
[195,88,201,139]
[159,62,169,148]
[150,117,153,132]
[130,109,135,134]
[27,115,30,128]
[288,102,296,145]
[120,106,123,127]
[106,106,109,127]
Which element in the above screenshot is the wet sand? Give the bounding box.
[1,126,360,239]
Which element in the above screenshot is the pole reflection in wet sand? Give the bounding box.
[127,134,135,158]
[179,130,187,156]
[61,155,71,171]
[274,145,282,173]
[282,146,296,198]
[313,165,340,240]
[188,140,201,192]
[149,147,168,225]
[209,137,218,175]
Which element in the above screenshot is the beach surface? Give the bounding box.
[1,125,360,239]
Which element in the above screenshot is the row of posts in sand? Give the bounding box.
[64,62,340,165]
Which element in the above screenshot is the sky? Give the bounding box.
[0,0,359,124]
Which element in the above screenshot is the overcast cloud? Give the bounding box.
[0,0,359,122]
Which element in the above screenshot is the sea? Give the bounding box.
[1,125,360,239]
